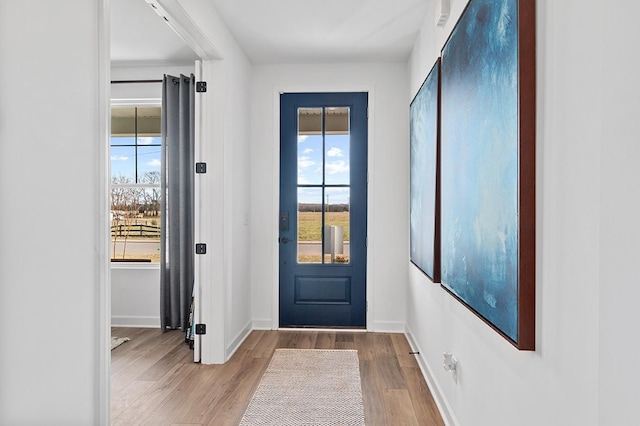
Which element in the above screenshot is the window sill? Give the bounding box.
[110,261,160,270]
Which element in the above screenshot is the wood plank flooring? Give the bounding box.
[111,327,444,426]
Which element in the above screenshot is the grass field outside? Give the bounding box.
[297,211,350,241]
[297,211,350,263]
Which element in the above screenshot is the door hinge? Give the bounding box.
[195,162,207,173]
[196,81,207,92]
[195,243,207,254]
[195,324,206,335]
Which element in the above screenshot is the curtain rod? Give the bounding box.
[110,79,163,84]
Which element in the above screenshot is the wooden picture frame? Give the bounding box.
[410,59,441,283]
[439,0,535,350]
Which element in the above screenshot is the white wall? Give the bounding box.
[177,0,253,362]
[598,3,640,424]
[111,266,161,327]
[407,1,624,425]
[0,1,106,424]
[250,63,409,332]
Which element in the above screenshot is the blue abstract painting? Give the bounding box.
[441,0,520,341]
[410,61,440,281]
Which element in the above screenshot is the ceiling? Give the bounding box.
[110,0,199,66]
[111,0,429,65]
[210,0,429,64]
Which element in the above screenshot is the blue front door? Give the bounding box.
[279,92,368,327]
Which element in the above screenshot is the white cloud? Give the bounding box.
[146,159,161,167]
[298,156,315,169]
[138,137,157,145]
[297,175,310,184]
[326,160,349,175]
[327,147,343,157]
[302,148,314,154]
[111,155,129,161]
[298,135,309,143]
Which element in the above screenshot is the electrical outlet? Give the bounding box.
[443,352,458,383]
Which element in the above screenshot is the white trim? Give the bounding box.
[271,86,375,331]
[111,316,160,328]
[278,328,367,333]
[253,320,274,330]
[226,322,253,361]
[371,321,406,333]
[110,262,160,270]
[199,60,227,364]
[98,0,111,424]
[111,98,162,107]
[148,0,222,61]
[404,325,458,426]
[193,59,203,363]
[271,88,280,331]
[365,89,375,333]
[110,183,161,189]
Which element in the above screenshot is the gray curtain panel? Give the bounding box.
[161,74,195,330]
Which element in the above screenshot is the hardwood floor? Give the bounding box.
[111,327,444,426]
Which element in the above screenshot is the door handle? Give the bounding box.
[279,237,290,244]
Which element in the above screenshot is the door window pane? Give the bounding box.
[325,107,350,185]
[324,188,350,264]
[298,108,323,185]
[298,187,322,263]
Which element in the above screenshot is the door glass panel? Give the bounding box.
[325,107,350,185]
[324,188,350,264]
[298,187,322,263]
[298,108,323,185]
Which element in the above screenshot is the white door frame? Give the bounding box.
[99,1,224,423]
[98,1,111,423]
[270,86,376,332]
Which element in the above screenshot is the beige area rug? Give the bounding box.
[240,349,365,426]
[111,336,130,350]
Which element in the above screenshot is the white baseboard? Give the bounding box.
[252,320,405,333]
[371,321,406,333]
[252,319,274,330]
[111,315,160,328]
[404,325,458,426]
[226,321,253,361]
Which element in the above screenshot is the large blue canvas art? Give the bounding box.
[410,60,440,282]
[440,0,536,348]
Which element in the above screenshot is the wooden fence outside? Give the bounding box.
[110,224,160,238]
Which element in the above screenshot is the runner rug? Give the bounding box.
[240,349,366,426]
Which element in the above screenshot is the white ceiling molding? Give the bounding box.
[435,0,450,27]
[145,0,222,60]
